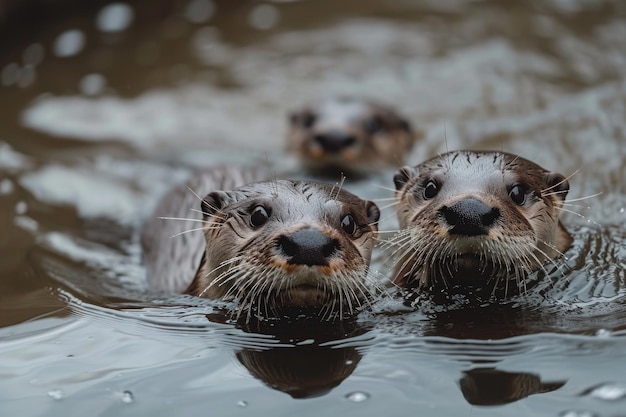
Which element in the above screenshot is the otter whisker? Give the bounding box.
[341,282,354,318]
[198,259,245,296]
[559,192,602,203]
[536,238,568,259]
[329,174,346,201]
[378,201,402,211]
[169,226,211,239]
[542,169,580,193]
[558,207,601,227]
[185,185,205,202]
[373,184,399,193]
[188,208,227,222]
[158,216,213,224]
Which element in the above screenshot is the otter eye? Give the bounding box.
[509,184,526,205]
[302,113,316,129]
[423,180,439,199]
[341,214,357,235]
[364,117,383,134]
[250,206,269,228]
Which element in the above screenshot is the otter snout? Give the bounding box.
[440,198,500,236]
[314,130,357,154]
[278,228,341,266]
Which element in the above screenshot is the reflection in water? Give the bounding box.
[459,368,566,406]
[232,315,367,399]
[237,343,361,399]
[0,0,625,416]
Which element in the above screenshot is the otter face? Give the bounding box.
[391,151,572,294]
[287,97,415,173]
[186,180,380,319]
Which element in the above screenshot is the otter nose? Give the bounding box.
[278,228,340,266]
[314,130,357,153]
[440,198,500,236]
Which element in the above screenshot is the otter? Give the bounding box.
[142,167,380,319]
[186,179,380,318]
[389,150,573,296]
[287,97,416,174]
[142,166,269,294]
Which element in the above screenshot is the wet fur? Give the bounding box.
[287,97,417,173]
[389,150,573,296]
[185,179,381,320]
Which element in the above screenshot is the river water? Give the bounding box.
[0,0,625,416]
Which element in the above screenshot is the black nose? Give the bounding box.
[278,228,340,266]
[314,131,357,153]
[440,198,500,236]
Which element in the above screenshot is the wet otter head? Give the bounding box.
[186,180,380,319]
[287,97,416,174]
[390,150,573,295]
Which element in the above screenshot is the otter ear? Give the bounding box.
[545,172,569,201]
[393,166,415,191]
[288,111,299,125]
[289,108,316,128]
[200,191,228,219]
[365,201,381,225]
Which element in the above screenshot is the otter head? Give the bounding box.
[391,151,572,295]
[287,97,416,174]
[186,180,380,319]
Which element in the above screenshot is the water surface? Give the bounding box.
[1,1,625,416]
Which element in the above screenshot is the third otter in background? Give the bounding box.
[287,97,417,175]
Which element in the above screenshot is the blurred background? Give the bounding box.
[0,1,625,416]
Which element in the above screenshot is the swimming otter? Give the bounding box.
[142,168,380,319]
[186,179,380,319]
[287,97,416,174]
[389,150,573,296]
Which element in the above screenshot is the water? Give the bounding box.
[1,0,625,416]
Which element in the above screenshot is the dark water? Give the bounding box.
[1,0,625,416]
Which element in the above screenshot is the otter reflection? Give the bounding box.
[459,367,566,406]
[233,314,367,399]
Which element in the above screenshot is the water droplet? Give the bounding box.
[0,179,14,195]
[345,359,353,365]
[96,3,134,32]
[17,65,36,88]
[595,328,612,337]
[559,411,597,417]
[345,391,370,403]
[23,43,45,66]
[585,382,626,401]
[121,390,134,403]
[1,62,19,86]
[248,4,280,30]
[620,207,625,214]
[80,73,106,96]
[185,0,214,24]
[15,201,28,214]
[54,29,86,57]
[47,389,65,400]
[237,400,248,408]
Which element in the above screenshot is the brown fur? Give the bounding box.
[185,180,380,317]
[390,150,572,294]
[287,97,417,173]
